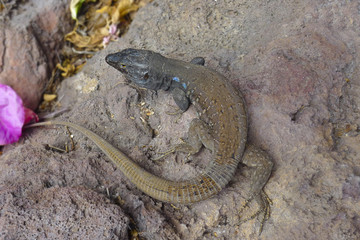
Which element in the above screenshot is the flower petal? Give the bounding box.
[0,84,25,145]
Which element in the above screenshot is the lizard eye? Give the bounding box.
[121,64,126,68]
[144,73,149,80]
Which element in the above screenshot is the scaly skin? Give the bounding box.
[30,49,272,206]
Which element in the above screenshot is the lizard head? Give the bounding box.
[106,49,163,90]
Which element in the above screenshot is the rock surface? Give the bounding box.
[0,143,129,239]
[1,0,360,239]
[0,0,72,110]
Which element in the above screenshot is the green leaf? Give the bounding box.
[70,0,86,20]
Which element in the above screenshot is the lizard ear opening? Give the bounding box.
[190,57,205,66]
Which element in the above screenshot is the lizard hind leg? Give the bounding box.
[238,144,273,234]
[153,118,215,161]
[174,118,215,154]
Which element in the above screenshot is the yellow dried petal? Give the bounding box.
[96,6,110,14]
[43,94,57,102]
[75,62,87,72]
[56,63,76,77]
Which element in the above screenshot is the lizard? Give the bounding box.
[29,49,273,211]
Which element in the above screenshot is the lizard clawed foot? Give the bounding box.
[151,147,176,161]
[238,190,272,235]
[165,104,184,123]
[151,139,194,161]
[152,138,195,161]
[165,108,184,116]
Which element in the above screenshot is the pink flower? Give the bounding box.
[109,24,117,35]
[103,24,119,47]
[102,35,111,47]
[0,84,38,145]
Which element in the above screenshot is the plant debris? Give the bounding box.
[40,0,151,111]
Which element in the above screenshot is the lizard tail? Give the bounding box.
[27,120,237,204]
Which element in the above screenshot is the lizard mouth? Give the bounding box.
[117,67,127,74]
[105,54,128,74]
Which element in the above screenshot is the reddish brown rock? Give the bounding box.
[0,185,129,239]
[0,0,72,110]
